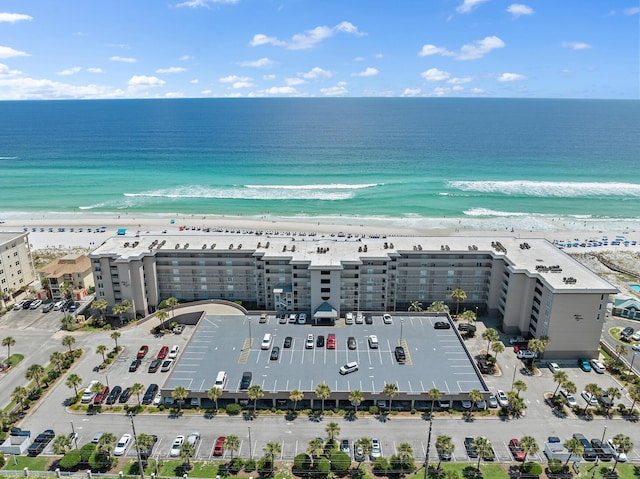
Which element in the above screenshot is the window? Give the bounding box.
[321,287,330,293]
[321,279,330,284]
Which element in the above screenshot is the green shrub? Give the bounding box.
[244,458,256,472]
[79,442,96,462]
[547,459,569,474]
[0,453,5,468]
[317,457,331,475]
[521,462,542,475]
[369,405,379,414]
[89,451,112,471]
[225,403,242,415]
[372,457,390,474]
[256,456,273,476]
[293,453,312,474]
[59,449,81,470]
[329,450,351,472]
[227,457,244,474]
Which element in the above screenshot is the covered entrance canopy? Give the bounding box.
[313,301,338,325]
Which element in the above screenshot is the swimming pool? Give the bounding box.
[630,284,640,293]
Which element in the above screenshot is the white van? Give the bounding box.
[53,300,65,311]
[261,333,273,350]
[214,371,227,389]
[81,380,99,403]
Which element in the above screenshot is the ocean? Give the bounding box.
[1,98,639,232]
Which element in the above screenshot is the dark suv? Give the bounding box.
[240,372,252,390]
[573,433,597,461]
[394,346,406,363]
[142,384,158,405]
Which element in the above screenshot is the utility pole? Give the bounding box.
[423,418,433,479]
[129,413,145,479]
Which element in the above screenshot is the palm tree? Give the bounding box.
[583,383,602,414]
[563,438,583,467]
[97,432,117,457]
[52,434,73,454]
[610,434,633,473]
[66,373,82,396]
[383,383,398,412]
[615,344,628,360]
[208,386,222,412]
[2,336,16,361]
[110,331,121,350]
[506,391,527,418]
[512,380,527,397]
[112,300,132,324]
[315,383,331,414]
[518,436,538,469]
[263,440,282,470]
[172,386,189,413]
[527,338,546,367]
[92,299,108,325]
[468,389,482,415]
[348,389,364,415]
[325,422,340,442]
[90,381,105,398]
[307,437,325,462]
[247,384,264,415]
[50,351,65,373]
[564,381,577,395]
[357,437,373,469]
[289,389,304,412]
[62,335,76,354]
[166,297,179,318]
[552,371,568,396]
[426,301,449,313]
[156,309,169,331]
[435,435,454,470]
[224,435,240,459]
[11,385,29,412]
[451,288,467,316]
[397,442,413,470]
[482,328,499,354]
[96,344,108,363]
[605,386,621,415]
[472,437,492,469]
[629,383,640,411]
[136,433,155,459]
[131,383,145,405]
[180,442,196,468]
[491,341,505,364]
[26,363,46,390]
[408,301,423,312]
[428,387,441,417]
[59,282,73,300]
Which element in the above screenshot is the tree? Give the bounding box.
[563,438,583,466]
[552,371,568,396]
[527,339,546,367]
[491,341,505,364]
[307,437,325,461]
[583,383,602,414]
[325,422,340,442]
[2,336,15,361]
[96,344,107,363]
[605,386,621,415]
[166,297,179,318]
[131,382,145,405]
[247,384,264,415]
[61,376,81,401]
[112,300,132,324]
[615,344,628,360]
[348,389,364,415]
[263,440,282,470]
[172,386,189,413]
[62,335,76,354]
[518,436,539,469]
[224,435,240,459]
[208,386,222,412]
[428,387,441,417]
[315,383,331,414]
[290,389,304,412]
[52,434,73,454]
[90,381,105,398]
[435,435,454,470]
[156,309,169,331]
[468,389,482,415]
[50,351,65,373]
[97,432,117,457]
[482,329,499,354]
[180,441,196,468]
[136,433,155,459]
[383,383,398,412]
[629,383,640,410]
[472,437,492,469]
[92,299,108,325]
[512,380,527,397]
[408,301,423,312]
[426,301,449,313]
[11,385,29,412]
[507,391,527,418]
[110,331,121,350]
[26,363,46,390]
[356,437,373,470]
[59,282,73,300]
[610,434,633,473]
[451,288,467,316]
[397,442,413,470]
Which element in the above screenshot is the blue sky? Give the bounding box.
[0,0,638,100]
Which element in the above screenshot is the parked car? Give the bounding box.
[142,384,158,404]
[434,321,451,329]
[365,314,373,325]
[590,359,605,374]
[581,391,598,406]
[370,438,382,459]
[548,362,561,373]
[13,300,26,310]
[240,371,252,390]
[129,359,141,372]
[283,336,292,348]
[259,313,268,323]
[560,390,577,407]
[327,334,336,349]
[517,350,536,360]
[496,390,508,407]
[345,312,354,324]
[305,334,314,349]
[140,435,158,459]
[297,313,307,324]
[42,302,54,313]
[105,386,122,405]
[464,437,478,458]
[316,335,325,348]
[631,331,640,341]
[148,359,161,373]
[168,345,180,359]
[368,335,379,349]
[355,312,364,324]
[213,436,226,456]
[278,314,287,324]
[339,361,359,375]
[270,346,280,360]
[93,386,110,404]
[347,336,357,350]
[170,435,185,457]
[487,394,498,408]
[340,439,351,454]
[606,440,628,462]
[382,313,392,324]
[114,434,132,456]
[509,439,526,461]
[395,346,406,363]
[157,346,169,359]
[29,299,43,309]
[578,358,592,372]
[187,432,200,446]
[354,441,365,461]
[119,387,132,403]
[620,326,634,341]
[160,359,174,372]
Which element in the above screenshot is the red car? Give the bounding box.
[93,386,110,404]
[157,346,169,359]
[327,334,336,349]
[213,436,226,456]
[509,439,526,461]
[137,345,149,359]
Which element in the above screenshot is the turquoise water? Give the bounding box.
[630,285,640,293]
[1,98,639,231]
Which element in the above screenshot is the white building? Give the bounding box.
[0,232,36,302]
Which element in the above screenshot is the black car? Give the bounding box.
[317,335,325,347]
[141,435,158,459]
[22,300,33,309]
[27,429,55,456]
[105,386,122,405]
[464,437,478,458]
[270,346,280,360]
[129,359,142,372]
[458,322,476,332]
[119,387,132,403]
[621,326,634,341]
[283,336,292,348]
[394,346,406,363]
[240,371,252,390]
[590,439,612,462]
[573,434,597,461]
[148,359,161,373]
[347,336,357,350]
[365,315,373,325]
[142,384,158,405]
[434,321,451,329]
[598,392,613,408]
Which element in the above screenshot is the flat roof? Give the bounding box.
[162,312,487,397]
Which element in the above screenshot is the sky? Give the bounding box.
[0,0,638,100]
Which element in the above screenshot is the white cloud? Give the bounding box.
[352,67,379,77]
[190,78,199,84]
[452,85,464,92]
[418,44,452,57]
[106,43,130,49]
[180,55,193,61]
[456,0,490,13]
[250,21,365,50]
[402,88,421,97]
[0,13,33,23]
[231,81,254,89]
[285,77,305,86]
[448,76,472,84]
[156,66,187,74]
[300,67,332,79]
[177,0,239,7]
[201,89,213,95]
[0,76,125,100]
[421,68,450,81]
[506,4,533,17]
[0,46,29,58]
[470,88,484,95]
[87,68,104,73]
[354,56,365,62]
[219,75,251,83]
[263,86,298,95]
[320,82,348,96]
[624,7,639,15]
[110,56,137,63]
[263,74,276,80]
[419,36,504,60]
[431,87,450,97]
[562,41,591,50]
[57,66,82,76]
[497,72,527,82]
[127,75,165,87]
[0,63,22,77]
[238,57,275,68]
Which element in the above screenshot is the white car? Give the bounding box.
[187,431,200,446]
[581,391,598,406]
[382,313,392,324]
[355,312,364,324]
[496,390,509,407]
[548,362,561,373]
[345,312,354,324]
[633,343,640,352]
[170,435,185,457]
[305,334,314,349]
[29,299,43,309]
[370,438,382,459]
[160,359,174,372]
[152,393,162,405]
[631,331,640,341]
[113,434,132,456]
[560,390,577,407]
[516,350,536,359]
[590,359,605,374]
[13,300,26,310]
[297,313,307,324]
[606,439,628,462]
[339,361,359,375]
[168,345,179,359]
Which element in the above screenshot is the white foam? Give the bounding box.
[449,180,640,197]
[245,183,380,190]
[463,208,533,217]
[0,156,18,160]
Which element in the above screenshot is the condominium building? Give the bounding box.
[89,234,617,358]
[0,232,36,299]
[37,254,94,301]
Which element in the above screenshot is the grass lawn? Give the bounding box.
[407,463,510,479]
[575,463,640,479]
[7,353,24,367]
[2,455,50,471]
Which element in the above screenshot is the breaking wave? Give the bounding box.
[448,180,640,197]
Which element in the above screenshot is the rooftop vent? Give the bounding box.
[183,243,189,249]
[210,243,216,249]
[175,243,180,249]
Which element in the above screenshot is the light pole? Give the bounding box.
[400,318,404,344]
[422,417,433,479]
[591,425,607,479]
[627,352,638,385]
[70,421,78,449]
[511,363,518,389]
[248,317,252,350]
[129,412,145,479]
[248,426,253,459]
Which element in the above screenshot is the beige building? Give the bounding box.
[38,254,94,301]
[0,232,36,302]
[89,234,617,359]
